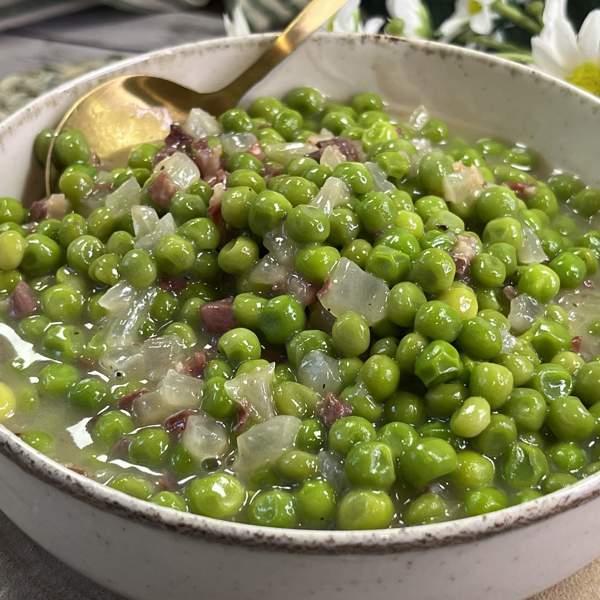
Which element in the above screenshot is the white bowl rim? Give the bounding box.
[2,32,600,555]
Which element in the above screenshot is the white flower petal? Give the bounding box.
[578,10,600,63]
[363,16,385,34]
[470,7,496,35]
[531,37,569,77]
[386,0,431,38]
[533,0,581,72]
[439,14,469,41]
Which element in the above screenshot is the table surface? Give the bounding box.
[0,5,597,599]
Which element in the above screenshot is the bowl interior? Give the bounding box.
[1,34,600,550]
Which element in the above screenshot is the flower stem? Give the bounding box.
[491,1,542,34]
[524,1,544,24]
[494,52,534,64]
[461,33,529,54]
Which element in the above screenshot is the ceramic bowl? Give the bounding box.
[1,33,600,600]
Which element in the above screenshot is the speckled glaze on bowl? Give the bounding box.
[1,34,600,600]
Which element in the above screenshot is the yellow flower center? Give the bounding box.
[567,62,600,97]
[468,0,482,15]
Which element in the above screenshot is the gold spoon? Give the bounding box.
[45,0,348,195]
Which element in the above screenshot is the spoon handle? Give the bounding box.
[222,0,350,103]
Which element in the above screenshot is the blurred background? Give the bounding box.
[0,0,595,120]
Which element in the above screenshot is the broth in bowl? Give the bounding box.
[2,86,600,530]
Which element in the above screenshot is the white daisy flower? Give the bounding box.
[385,0,432,39]
[438,0,497,42]
[329,0,385,34]
[531,0,600,96]
[223,2,251,37]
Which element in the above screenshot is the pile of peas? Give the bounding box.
[2,85,600,531]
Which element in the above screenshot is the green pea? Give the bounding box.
[295,245,341,284]
[418,151,454,196]
[109,475,155,500]
[247,489,298,528]
[42,324,86,360]
[275,449,320,482]
[450,396,491,438]
[328,416,375,455]
[359,355,400,402]
[269,175,318,206]
[40,283,84,322]
[383,391,426,426]
[274,381,319,418]
[410,248,456,294]
[503,388,546,432]
[345,441,396,490]
[286,329,333,368]
[18,315,50,341]
[20,430,54,454]
[327,207,360,247]
[286,205,330,243]
[414,341,463,388]
[341,238,372,268]
[548,441,587,473]
[503,441,549,489]
[365,246,410,286]
[217,327,261,365]
[295,479,336,529]
[549,251,587,289]
[547,395,594,442]
[425,382,468,418]
[337,489,394,530]
[38,363,79,397]
[296,418,326,453]
[357,191,398,233]
[0,230,26,270]
[259,294,306,345]
[91,410,135,446]
[332,162,374,195]
[574,362,600,406]
[376,228,421,258]
[54,129,91,167]
[404,493,449,526]
[414,300,462,343]
[470,362,513,409]
[68,377,109,412]
[401,437,457,489]
[464,487,508,517]
[21,234,62,276]
[120,248,157,288]
[178,217,220,251]
[450,450,495,493]
[473,414,517,458]
[0,269,22,294]
[149,491,187,512]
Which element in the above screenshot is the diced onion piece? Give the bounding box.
[297,350,342,395]
[558,288,600,359]
[311,177,351,215]
[181,414,229,462]
[220,132,257,156]
[101,333,185,380]
[501,329,518,353]
[133,206,176,250]
[443,163,485,210]
[318,450,347,492]
[408,105,429,131]
[224,363,276,423]
[248,255,289,288]
[518,224,548,264]
[286,272,317,306]
[263,223,300,267]
[98,281,135,313]
[320,144,346,170]
[409,137,432,177]
[307,129,335,144]
[508,294,544,334]
[183,107,221,138]
[46,193,70,219]
[132,205,159,238]
[104,177,141,216]
[365,161,395,192]
[318,258,389,325]
[262,142,318,165]
[134,369,203,425]
[154,151,200,190]
[233,415,302,478]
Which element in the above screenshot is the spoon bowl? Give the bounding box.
[44,0,347,192]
